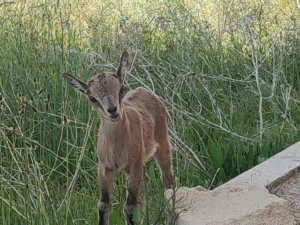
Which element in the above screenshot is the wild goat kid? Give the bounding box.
[63,51,174,225]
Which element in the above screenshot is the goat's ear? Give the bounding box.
[63,73,89,95]
[117,51,129,83]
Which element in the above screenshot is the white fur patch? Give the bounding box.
[145,142,159,162]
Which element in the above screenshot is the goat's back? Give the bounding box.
[123,87,168,160]
[123,87,167,121]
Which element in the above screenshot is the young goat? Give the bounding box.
[63,51,174,225]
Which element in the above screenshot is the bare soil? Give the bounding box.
[269,167,300,224]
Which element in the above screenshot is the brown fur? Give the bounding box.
[63,51,173,225]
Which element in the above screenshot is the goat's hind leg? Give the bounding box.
[154,140,174,189]
[98,167,116,225]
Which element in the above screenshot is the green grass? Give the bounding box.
[1,0,300,224]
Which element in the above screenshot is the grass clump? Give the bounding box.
[1,0,300,224]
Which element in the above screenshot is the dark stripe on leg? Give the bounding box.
[99,189,110,225]
[99,210,105,225]
[125,191,137,225]
[126,190,137,206]
[101,188,110,204]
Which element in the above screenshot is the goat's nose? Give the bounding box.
[107,106,117,114]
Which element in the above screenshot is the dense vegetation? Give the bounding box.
[1,0,299,224]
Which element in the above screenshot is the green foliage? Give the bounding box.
[133,207,142,224]
[0,0,300,224]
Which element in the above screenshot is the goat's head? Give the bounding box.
[63,51,129,122]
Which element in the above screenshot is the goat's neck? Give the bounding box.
[101,109,129,137]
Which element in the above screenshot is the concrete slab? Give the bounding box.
[166,141,300,225]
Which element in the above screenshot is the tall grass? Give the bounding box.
[0,0,300,224]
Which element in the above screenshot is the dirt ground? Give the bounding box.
[269,167,300,224]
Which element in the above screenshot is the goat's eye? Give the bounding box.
[89,97,98,103]
[89,96,104,111]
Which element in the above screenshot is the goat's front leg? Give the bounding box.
[124,164,144,225]
[98,166,116,225]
